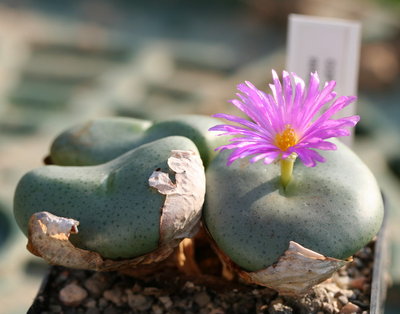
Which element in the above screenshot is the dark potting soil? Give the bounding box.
[28,240,375,314]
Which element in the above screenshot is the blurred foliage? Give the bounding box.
[379,0,400,6]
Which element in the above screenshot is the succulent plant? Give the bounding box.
[14,136,205,267]
[205,70,384,294]
[50,114,224,168]
[204,139,383,271]
[12,67,384,297]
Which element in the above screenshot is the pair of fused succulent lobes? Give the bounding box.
[14,70,383,295]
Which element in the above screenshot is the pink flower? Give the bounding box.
[209,70,360,167]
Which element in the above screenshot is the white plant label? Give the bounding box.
[286,14,361,146]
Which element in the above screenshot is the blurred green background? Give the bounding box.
[1,0,400,312]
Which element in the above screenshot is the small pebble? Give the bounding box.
[322,302,334,313]
[131,283,142,293]
[127,292,151,311]
[349,299,369,310]
[252,289,260,296]
[209,308,225,314]
[35,238,376,313]
[350,277,366,290]
[335,276,351,289]
[84,299,97,308]
[176,298,192,309]
[103,288,123,306]
[194,291,211,307]
[335,289,353,299]
[311,299,323,309]
[338,295,348,305]
[143,287,163,296]
[183,281,196,292]
[84,273,109,297]
[340,302,361,313]
[353,258,364,268]
[152,304,164,314]
[159,295,173,309]
[268,300,293,314]
[59,283,88,307]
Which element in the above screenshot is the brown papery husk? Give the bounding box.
[203,225,349,296]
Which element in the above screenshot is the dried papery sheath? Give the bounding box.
[27,211,174,271]
[149,150,206,243]
[204,222,348,296]
[209,234,348,296]
[238,241,348,296]
[209,70,359,186]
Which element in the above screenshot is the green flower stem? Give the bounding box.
[280,153,297,188]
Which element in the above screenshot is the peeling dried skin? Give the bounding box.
[238,241,348,296]
[26,150,205,271]
[149,150,205,244]
[27,212,103,269]
[27,211,177,271]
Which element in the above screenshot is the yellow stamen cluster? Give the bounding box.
[275,126,298,151]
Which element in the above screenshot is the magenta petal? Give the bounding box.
[282,71,293,109]
[300,81,336,127]
[209,69,358,168]
[296,140,337,151]
[271,70,285,108]
[212,113,274,137]
[303,72,320,105]
[263,151,280,164]
[249,151,279,164]
[296,148,326,167]
[210,125,273,142]
[319,96,357,121]
[249,153,270,163]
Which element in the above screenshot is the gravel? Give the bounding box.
[28,241,375,314]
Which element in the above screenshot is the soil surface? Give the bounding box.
[28,239,375,314]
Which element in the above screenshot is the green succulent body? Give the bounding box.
[14,136,199,259]
[50,115,224,168]
[15,112,384,276]
[204,139,384,272]
[50,117,152,166]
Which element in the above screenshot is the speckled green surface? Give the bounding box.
[204,140,384,271]
[50,117,152,166]
[14,136,199,259]
[50,115,225,168]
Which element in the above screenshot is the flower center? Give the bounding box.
[275,126,298,151]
